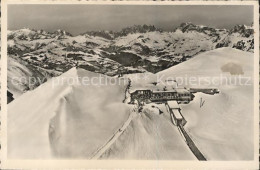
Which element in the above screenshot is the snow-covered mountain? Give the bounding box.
[7,28,72,41]
[154,47,254,160]
[8,68,133,159]
[8,48,254,160]
[7,23,254,99]
[8,56,60,98]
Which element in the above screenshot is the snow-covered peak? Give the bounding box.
[230,24,254,37]
[8,28,35,36]
[59,67,78,78]
[18,28,33,33]
[176,22,223,35]
[119,24,162,35]
[7,22,254,78]
[7,28,37,40]
[7,28,73,40]
[84,25,163,39]
[53,29,72,37]
[83,30,114,40]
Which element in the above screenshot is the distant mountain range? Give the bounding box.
[7,23,254,98]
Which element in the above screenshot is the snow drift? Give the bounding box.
[100,103,196,160]
[152,47,254,160]
[7,47,255,160]
[122,47,254,160]
[8,68,131,159]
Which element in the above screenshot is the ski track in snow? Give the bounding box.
[91,107,138,159]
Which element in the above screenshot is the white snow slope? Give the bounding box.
[7,47,255,160]
[100,103,196,160]
[8,68,131,159]
[7,57,55,98]
[97,50,250,160]
[153,47,254,160]
[120,47,254,160]
[8,67,196,160]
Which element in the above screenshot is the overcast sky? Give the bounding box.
[8,5,253,35]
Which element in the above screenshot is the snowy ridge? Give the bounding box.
[8,68,131,158]
[119,47,254,160]
[7,56,60,99]
[7,48,254,160]
[7,23,254,99]
[8,23,254,77]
